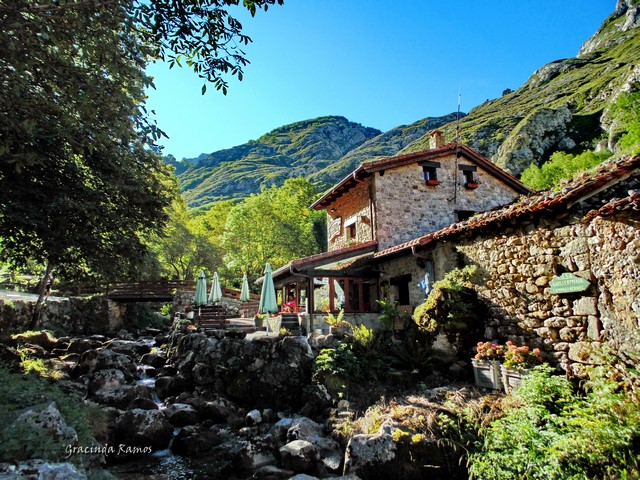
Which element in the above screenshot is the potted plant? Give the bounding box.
[500,341,543,393]
[325,309,348,335]
[253,313,265,329]
[472,341,505,390]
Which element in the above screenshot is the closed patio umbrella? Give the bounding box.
[194,271,208,307]
[258,263,278,314]
[208,271,223,304]
[240,274,250,302]
[258,263,280,334]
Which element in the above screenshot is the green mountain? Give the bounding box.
[178,116,381,208]
[176,1,640,207]
[401,0,640,174]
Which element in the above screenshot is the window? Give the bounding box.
[420,161,441,185]
[329,277,366,312]
[345,216,357,241]
[390,274,411,305]
[347,223,357,240]
[459,164,478,188]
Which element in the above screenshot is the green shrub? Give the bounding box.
[314,343,361,380]
[468,365,640,479]
[412,265,481,337]
[351,323,375,350]
[521,149,611,191]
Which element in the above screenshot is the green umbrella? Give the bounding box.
[194,271,208,307]
[240,274,250,302]
[258,263,278,314]
[208,271,223,304]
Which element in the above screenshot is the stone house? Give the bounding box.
[372,154,640,371]
[268,131,530,326]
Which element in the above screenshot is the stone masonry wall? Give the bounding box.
[452,208,640,373]
[325,181,373,251]
[373,153,521,250]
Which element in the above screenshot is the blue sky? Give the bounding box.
[145,1,614,160]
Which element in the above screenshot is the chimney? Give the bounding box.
[429,130,444,149]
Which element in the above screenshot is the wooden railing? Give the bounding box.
[71,281,261,303]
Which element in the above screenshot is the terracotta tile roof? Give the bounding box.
[374,154,640,259]
[311,143,531,209]
[291,240,378,269]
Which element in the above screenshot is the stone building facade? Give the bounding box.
[316,132,530,252]
[373,152,526,249]
[375,155,640,371]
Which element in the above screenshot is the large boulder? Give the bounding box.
[163,403,199,427]
[279,440,320,473]
[343,421,397,478]
[171,424,224,457]
[66,337,104,354]
[92,384,154,410]
[105,339,151,358]
[88,368,128,396]
[71,348,136,381]
[140,352,166,369]
[286,417,342,472]
[114,409,173,453]
[0,402,79,463]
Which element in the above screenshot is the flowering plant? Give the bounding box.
[474,341,505,361]
[503,341,543,368]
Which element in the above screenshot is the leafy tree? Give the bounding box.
[0,0,283,326]
[221,178,324,282]
[150,200,221,281]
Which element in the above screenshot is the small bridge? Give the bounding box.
[76,281,260,303]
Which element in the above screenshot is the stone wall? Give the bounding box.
[325,181,374,251]
[448,205,640,373]
[373,153,521,249]
[0,296,125,339]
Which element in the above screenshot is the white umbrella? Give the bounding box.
[208,271,223,304]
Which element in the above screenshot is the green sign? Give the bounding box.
[549,273,590,294]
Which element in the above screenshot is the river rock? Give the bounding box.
[171,424,224,457]
[343,421,397,477]
[286,417,342,472]
[71,348,136,381]
[1,402,78,462]
[88,368,127,396]
[279,440,320,473]
[163,403,199,427]
[0,460,87,480]
[154,373,191,399]
[105,339,151,357]
[246,409,262,426]
[114,408,173,452]
[252,465,295,479]
[66,337,103,354]
[140,352,166,368]
[92,384,154,410]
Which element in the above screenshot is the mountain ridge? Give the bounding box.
[175,0,640,207]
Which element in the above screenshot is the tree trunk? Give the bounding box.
[29,261,53,330]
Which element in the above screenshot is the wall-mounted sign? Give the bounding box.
[549,273,590,294]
